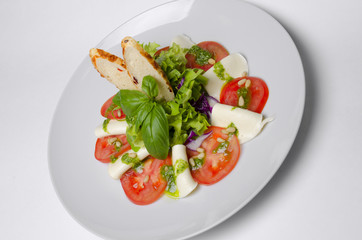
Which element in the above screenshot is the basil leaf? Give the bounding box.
[134,101,154,130]
[113,90,149,116]
[142,103,169,159]
[142,75,158,99]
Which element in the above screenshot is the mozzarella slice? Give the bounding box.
[108,147,149,179]
[211,103,273,144]
[171,34,195,49]
[94,120,128,138]
[172,144,197,198]
[203,53,248,101]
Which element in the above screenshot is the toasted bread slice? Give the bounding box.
[89,48,139,90]
[121,36,174,101]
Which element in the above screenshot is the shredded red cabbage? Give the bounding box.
[177,77,185,90]
[190,92,217,118]
[206,96,219,108]
[184,131,197,145]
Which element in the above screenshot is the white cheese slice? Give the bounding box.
[94,120,128,138]
[203,53,248,101]
[211,103,273,144]
[172,144,197,198]
[108,147,149,179]
[171,34,195,49]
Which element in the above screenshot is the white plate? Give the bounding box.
[48,0,305,239]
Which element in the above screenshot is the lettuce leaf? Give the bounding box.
[155,47,210,146]
[163,69,210,146]
[140,42,160,57]
[155,43,188,89]
[164,100,210,146]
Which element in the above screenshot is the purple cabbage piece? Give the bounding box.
[177,77,185,90]
[191,92,219,119]
[184,131,197,145]
[206,96,219,108]
[186,130,213,151]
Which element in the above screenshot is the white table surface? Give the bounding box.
[1,0,362,239]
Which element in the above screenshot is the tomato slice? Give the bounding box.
[120,156,172,205]
[94,135,131,163]
[187,126,240,185]
[220,77,269,113]
[100,95,126,120]
[186,41,229,71]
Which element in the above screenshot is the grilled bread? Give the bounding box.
[121,36,174,101]
[89,48,139,90]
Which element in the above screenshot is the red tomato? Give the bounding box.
[154,46,169,57]
[120,156,172,205]
[100,95,126,120]
[187,126,240,185]
[94,135,131,163]
[220,77,269,113]
[186,41,229,71]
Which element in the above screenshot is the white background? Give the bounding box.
[1,0,362,239]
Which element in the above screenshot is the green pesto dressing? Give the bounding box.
[102,118,111,133]
[213,140,230,154]
[110,155,118,164]
[191,157,204,171]
[213,123,239,154]
[119,153,143,172]
[237,87,251,109]
[105,102,122,119]
[174,159,188,176]
[108,138,123,163]
[160,165,179,198]
[188,45,213,66]
[213,61,233,82]
[227,122,239,137]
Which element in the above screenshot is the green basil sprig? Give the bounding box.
[113,76,169,159]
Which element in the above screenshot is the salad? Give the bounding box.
[90,34,272,205]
